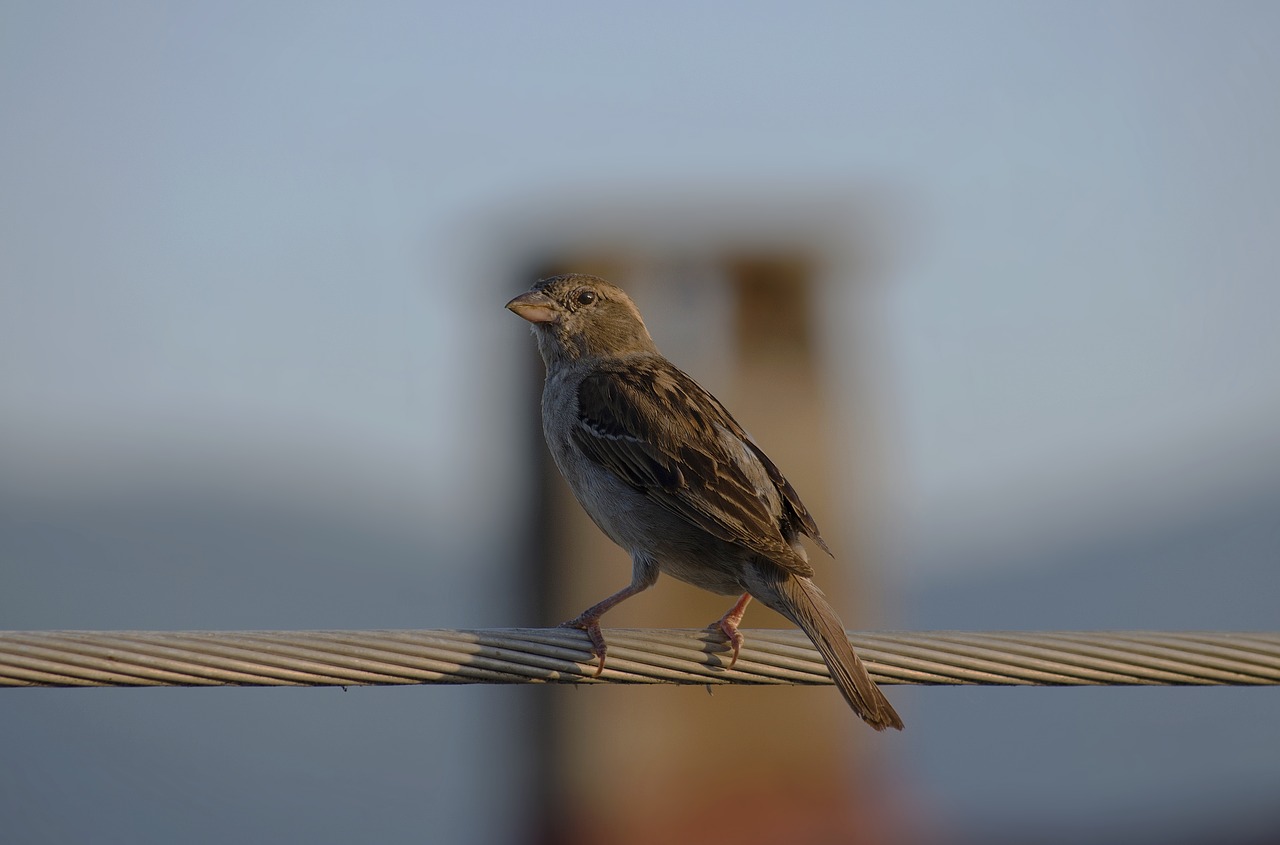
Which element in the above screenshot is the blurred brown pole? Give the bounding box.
[523,252,892,845]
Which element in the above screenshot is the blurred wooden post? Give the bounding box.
[520,245,890,845]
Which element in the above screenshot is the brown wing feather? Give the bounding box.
[572,359,825,576]
[741,439,832,555]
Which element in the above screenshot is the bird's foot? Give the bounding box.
[709,618,745,670]
[559,615,608,677]
[707,593,753,671]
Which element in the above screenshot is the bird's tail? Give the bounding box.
[768,573,904,731]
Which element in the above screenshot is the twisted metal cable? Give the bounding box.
[3,629,1278,689]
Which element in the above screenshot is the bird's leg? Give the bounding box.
[559,584,644,677]
[708,592,753,670]
[560,556,658,677]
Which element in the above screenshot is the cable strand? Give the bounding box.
[3,629,1279,689]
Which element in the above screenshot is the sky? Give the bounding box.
[5,4,1280,555]
[4,3,1279,579]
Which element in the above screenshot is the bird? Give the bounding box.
[506,273,903,731]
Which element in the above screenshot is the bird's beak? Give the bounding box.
[505,290,559,324]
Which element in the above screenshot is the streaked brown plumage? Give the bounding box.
[507,273,903,731]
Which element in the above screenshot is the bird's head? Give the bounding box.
[506,274,658,365]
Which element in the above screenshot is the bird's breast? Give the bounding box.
[537,365,751,596]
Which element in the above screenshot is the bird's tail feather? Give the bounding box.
[772,575,904,731]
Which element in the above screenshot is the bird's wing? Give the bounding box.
[572,359,826,575]
[740,437,832,557]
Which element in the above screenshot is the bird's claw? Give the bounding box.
[708,593,752,671]
[708,618,745,671]
[559,616,608,677]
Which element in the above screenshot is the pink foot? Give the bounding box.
[708,593,753,670]
[560,615,608,677]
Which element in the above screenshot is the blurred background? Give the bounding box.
[2,3,1279,843]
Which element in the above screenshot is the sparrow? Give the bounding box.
[506,273,903,731]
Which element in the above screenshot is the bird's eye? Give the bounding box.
[576,289,597,306]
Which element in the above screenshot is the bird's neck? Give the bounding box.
[536,324,659,367]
